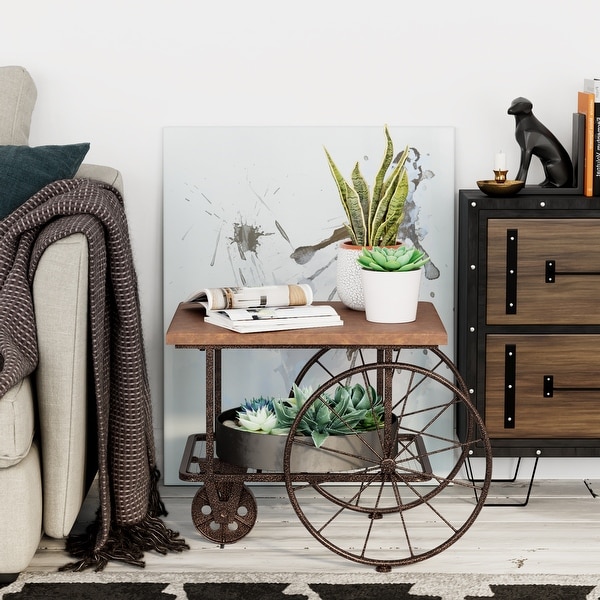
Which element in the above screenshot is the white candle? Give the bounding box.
[494,151,506,171]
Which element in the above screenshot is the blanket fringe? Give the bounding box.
[60,512,189,572]
[60,468,189,572]
[149,466,169,518]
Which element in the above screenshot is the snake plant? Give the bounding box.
[325,125,410,247]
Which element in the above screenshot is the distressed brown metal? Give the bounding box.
[169,301,492,570]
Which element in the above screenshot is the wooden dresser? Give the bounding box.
[457,189,600,458]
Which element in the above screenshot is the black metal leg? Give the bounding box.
[466,455,539,507]
[584,479,600,498]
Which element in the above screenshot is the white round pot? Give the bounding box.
[337,242,402,311]
[361,268,422,323]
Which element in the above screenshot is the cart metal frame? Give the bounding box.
[167,301,492,571]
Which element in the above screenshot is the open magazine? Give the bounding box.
[186,283,314,310]
[185,284,342,333]
[204,304,342,333]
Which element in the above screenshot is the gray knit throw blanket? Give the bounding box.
[0,178,188,571]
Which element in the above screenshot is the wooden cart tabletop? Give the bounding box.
[165,301,448,349]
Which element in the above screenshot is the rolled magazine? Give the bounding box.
[186,283,313,310]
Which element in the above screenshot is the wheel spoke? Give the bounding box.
[285,353,492,568]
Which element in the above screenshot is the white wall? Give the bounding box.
[3,0,599,479]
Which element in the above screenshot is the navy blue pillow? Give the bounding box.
[0,143,90,219]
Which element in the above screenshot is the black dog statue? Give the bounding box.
[508,97,573,187]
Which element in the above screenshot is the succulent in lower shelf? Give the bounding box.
[234,383,384,447]
[357,245,429,272]
[236,397,278,434]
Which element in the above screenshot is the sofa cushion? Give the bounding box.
[0,143,90,219]
[0,441,42,574]
[0,378,35,468]
[0,66,36,145]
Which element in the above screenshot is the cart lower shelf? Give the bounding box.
[178,352,492,571]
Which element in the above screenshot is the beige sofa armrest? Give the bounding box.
[75,163,123,197]
[0,66,36,145]
[33,233,90,538]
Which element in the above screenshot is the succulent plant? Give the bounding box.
[357,245,429,272]
[236,397,278,434]
[273,383,383,448]
[325,125,410,247]
[236,384,384,446]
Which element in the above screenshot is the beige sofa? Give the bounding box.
[0,66,123,582]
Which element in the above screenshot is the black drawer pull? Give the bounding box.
[544,375,600,396]
[504,344,516,428]
[546,260,600,283]
[506,230,518,314]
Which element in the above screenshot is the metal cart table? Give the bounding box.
[166,301,492,571]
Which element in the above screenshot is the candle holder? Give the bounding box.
[493,169,509,184]
[477,174,525,197]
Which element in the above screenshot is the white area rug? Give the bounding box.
[2,571,600,599]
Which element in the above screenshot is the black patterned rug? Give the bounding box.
[1,572,599,599]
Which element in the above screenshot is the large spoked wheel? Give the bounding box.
[283,358,492,570]
[191,482,257,544]
[291,347,480,495]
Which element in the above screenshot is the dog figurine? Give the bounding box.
[508,97,573,187]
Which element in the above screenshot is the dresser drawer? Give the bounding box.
[487,218,600,325]
[485,334,600,438]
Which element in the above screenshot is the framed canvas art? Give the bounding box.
[163,126,455,483]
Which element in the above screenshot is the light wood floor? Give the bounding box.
[27,477,600,576]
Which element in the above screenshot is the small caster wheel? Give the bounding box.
[191,483,257,544]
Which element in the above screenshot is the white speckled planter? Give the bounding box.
[336,242,365,310]
[337,242,402,311]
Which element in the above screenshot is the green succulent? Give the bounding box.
[236,396,278,434]
[325,125,410,247]
[236,384,384,447]
[357,245,429,272]
[349,383,384,430]
[272,383,383,448]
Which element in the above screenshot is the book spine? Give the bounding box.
[595,106,600,196]
[584,79,600,196]
[572,112,585,191]
[578,91,595,197]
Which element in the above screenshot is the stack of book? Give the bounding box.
[577,77,600,196]
[185,283,343,333]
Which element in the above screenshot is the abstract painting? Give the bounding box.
[163,126,454,483]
